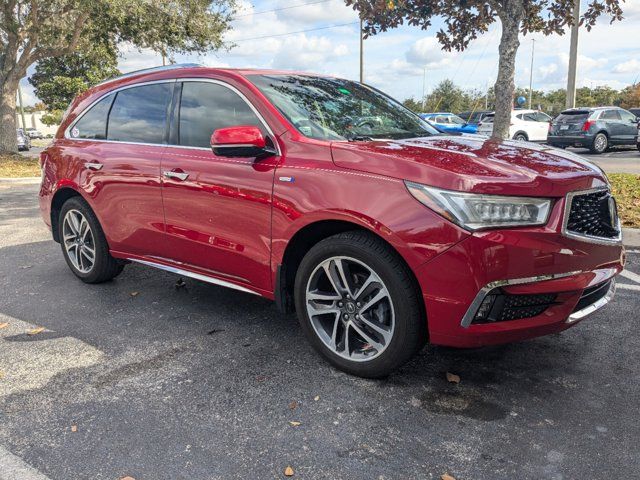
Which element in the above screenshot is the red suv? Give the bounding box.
[39,65,624,377]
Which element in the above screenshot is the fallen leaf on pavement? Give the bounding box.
[289,421,301,427]
[130,291,139,297]
[71,425,77,432]
[27,327,45,335]
[284,466,294,476]
[0,371,5,379]
[446,372,460,384]
[120,477,135,480]
[20,265,32,269]
[441,473,456,480]
[314,395,320,401]
[288,401,298,410]
[0,322,9,329]
[175,278,186,289]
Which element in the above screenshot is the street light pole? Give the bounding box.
[528,39,535,110]
[359,18,364,83]
[422,66,427,112]
[17,83,27,131]
[566,0,580,109]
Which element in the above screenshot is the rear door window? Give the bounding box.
[107,83,173,144]
[600,109,621,121]
[71,93,115,140]
[178,81,265,148]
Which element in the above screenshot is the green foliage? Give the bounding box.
[41,110,65,126]
[404,80,640,115]
[29,47,120,111]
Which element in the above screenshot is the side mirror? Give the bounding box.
[210,125,276,158]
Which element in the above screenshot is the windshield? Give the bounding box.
[249,74,440,141]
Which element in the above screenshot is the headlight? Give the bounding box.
[405,181,552,231]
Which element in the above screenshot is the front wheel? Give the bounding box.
[294,231,427,378]
[58,197,124,283]
[590,133,608,154]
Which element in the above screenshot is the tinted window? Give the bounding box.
[601,109,621,120]
[179,82,265,148]
[107,83,172,143]
[619,110,636,122]
[535,112,552,122]
[72,94,114,139]
[556,111,589,123]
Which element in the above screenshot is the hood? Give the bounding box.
[330,135,608,197]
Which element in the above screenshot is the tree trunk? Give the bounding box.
[492,10,522,140]
[0,76,20,154]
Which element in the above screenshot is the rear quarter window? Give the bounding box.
[70,93,115,140]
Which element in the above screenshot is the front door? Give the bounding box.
[159,80,279,293]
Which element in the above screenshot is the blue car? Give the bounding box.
[419,113,478,134]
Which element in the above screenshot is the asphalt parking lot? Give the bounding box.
[1,180,639,480]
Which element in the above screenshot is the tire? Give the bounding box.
[513,132,528,142]
[58,196,124,283]
[590,132,608,154]
[294,231,427,378]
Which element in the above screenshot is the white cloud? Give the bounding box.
[612,59,640,74]
[275,0,357,24]
[405,37,454,66]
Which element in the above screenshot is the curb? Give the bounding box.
[0,177,40,184]
[623,228,640,249]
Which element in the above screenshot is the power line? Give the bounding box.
[231,21,358,42]
[235,0,333,18]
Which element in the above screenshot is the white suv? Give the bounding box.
[477,109,552,142]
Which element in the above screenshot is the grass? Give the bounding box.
[609,173,640,229]
[0,153,41,178]
[1,152,638,228]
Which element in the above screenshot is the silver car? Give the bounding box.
[16,128,31,151]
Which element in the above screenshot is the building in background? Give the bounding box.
[16,111,59,136]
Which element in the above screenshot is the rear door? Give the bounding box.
[600,109,623,142]
[64,81,172,258]
[618,109,639,144]
[158,79,279,292]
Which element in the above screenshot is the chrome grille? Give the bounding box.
[565,189,620,241]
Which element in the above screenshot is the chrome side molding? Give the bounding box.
[128,258,259,296]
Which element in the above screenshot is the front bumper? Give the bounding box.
[414,201,625,348]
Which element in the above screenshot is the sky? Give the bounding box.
[19,0,640,107]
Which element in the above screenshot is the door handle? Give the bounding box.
[163,170,189,181]
[86,162,103,171]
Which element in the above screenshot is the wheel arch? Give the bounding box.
[50,187,84,243]
[513,130,529,140]
[275,219,424,320]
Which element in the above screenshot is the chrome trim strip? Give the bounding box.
[561,187,622,245]
[460,271,582,328]
[64,78,281,157]
[566,280,615,323]
[129,258,259,296]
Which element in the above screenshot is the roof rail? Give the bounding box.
[96,63,203,87]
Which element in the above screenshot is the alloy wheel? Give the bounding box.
[594,134,607,153]
[305,256,395,362]
[62,209,96,273]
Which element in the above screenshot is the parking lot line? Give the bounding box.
[618,283,640,292]
[0,447,52,480]
[620,270,640,284]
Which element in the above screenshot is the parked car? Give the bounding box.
[477,109,552,141]
[16,128,31,151]
[627,107,640,119]
[38,65,623,378]
[458,109,493,125]
[419,113,477,133]
[547,107,639,154]
[25,127,44,139]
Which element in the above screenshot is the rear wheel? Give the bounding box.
[294,231,427,378]
[590,133,608,154]
[58,197,124,283]
[513,132,528,142]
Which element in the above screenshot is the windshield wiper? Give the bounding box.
[346,134,373,142]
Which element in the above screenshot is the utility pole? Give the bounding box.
[422,67,427,112]
[528,39,535,110]
[359,17,364,83]
[17,83,27,131]
[566,0,580,109]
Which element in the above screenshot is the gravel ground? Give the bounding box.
[1,181,639,480]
